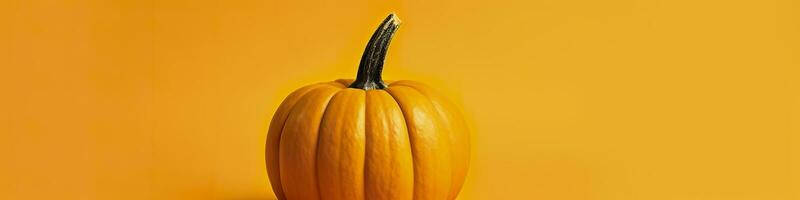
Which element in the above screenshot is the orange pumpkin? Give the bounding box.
[266,13,470,200]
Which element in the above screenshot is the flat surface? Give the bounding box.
[1,0,799,199]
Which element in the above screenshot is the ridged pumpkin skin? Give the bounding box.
[266,13,469,200]
[266,79,470,200]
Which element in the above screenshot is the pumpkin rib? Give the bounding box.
[364,90,415,200]
[382,88,418,200]
[385,86,454,200]
[316,88,367,200]
[389,81,471,199]
[266,83,328,200]
[362,90,372,200]
[361,90,371,200]
[279,85,341,200]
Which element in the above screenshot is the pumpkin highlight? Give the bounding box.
[266,13,470,200]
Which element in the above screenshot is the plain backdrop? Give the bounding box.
[1,0,798,199]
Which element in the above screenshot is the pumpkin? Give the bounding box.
[266,13,470,200]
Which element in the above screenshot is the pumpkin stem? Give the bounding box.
[349,13,401,90]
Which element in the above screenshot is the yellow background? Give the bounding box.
[2,0,799,199]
